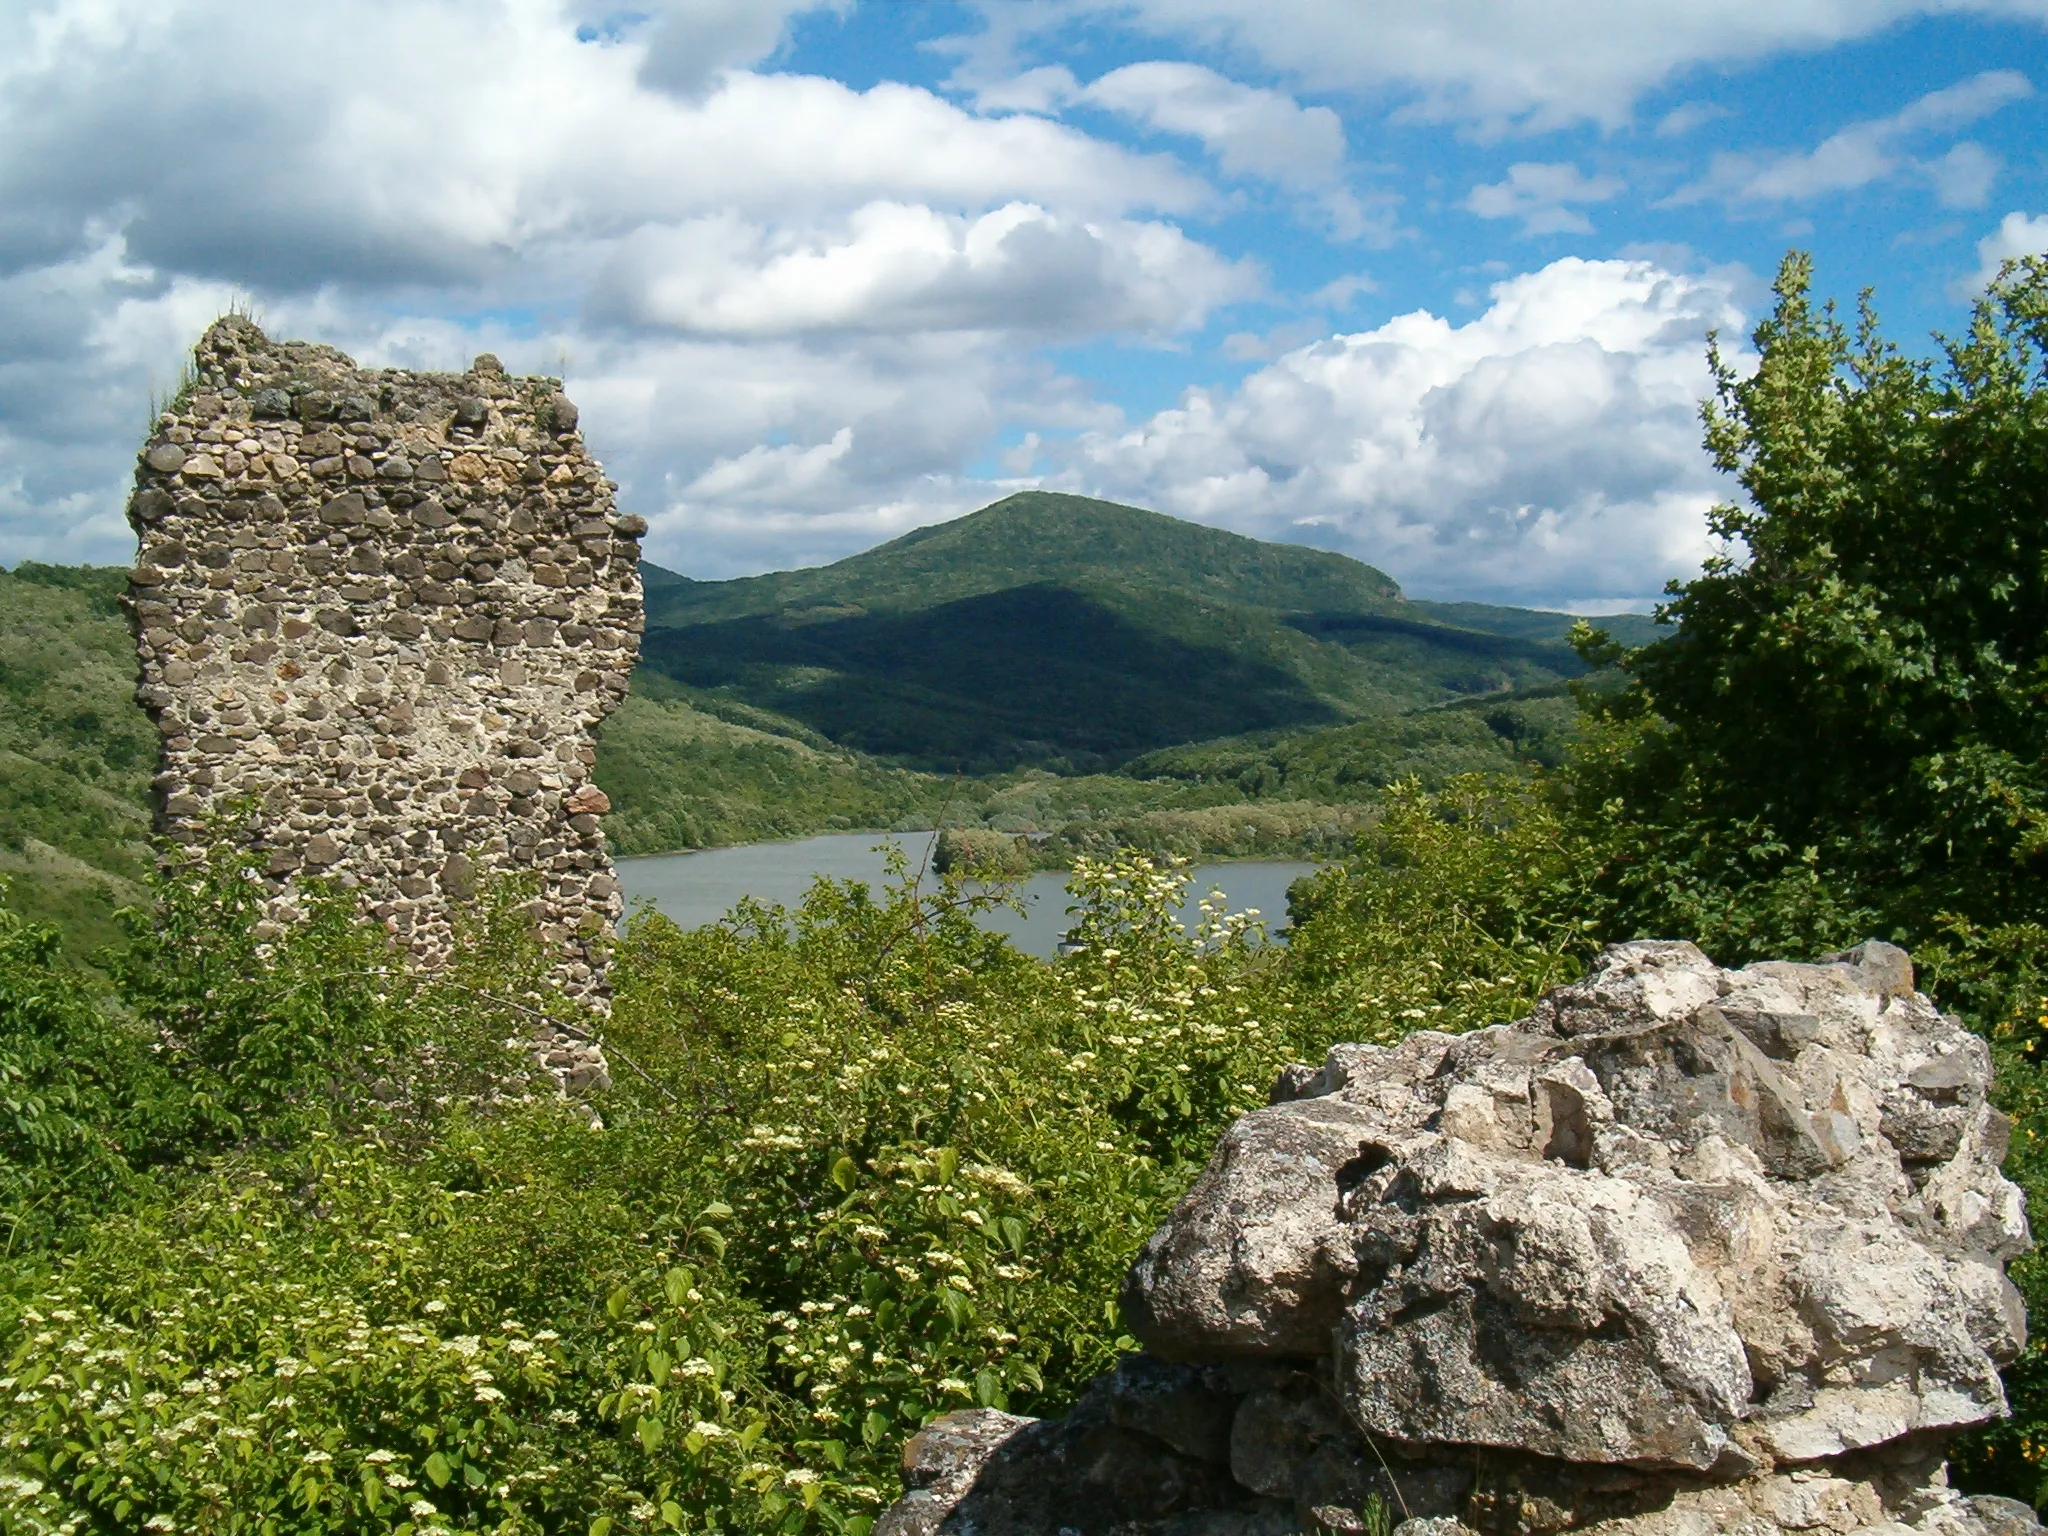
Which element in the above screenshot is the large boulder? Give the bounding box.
[882,940,2038,1536]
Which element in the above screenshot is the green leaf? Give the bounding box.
[999,1216,1027,1255]
[607,1285,634,1321]
[935,1146,959,1185]
[663,1267,695,1305]
[638,1415,665,1453]
[591,1518,614,1536]
[423,1452,452,1489]
[822,1438,846,1470]
[830,1154,858,1193]
[692,1226,728,1259]
[662,1501,685,1528]
[698,1201,734,1222]
[975,1370,998,1408]
[647,1349,672,1384]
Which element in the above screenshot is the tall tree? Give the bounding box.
[1572,253,2048,967]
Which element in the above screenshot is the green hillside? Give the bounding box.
[0,565,154,949]
[1407,599,1660,648]
[643,491,1404,625]
[639,491,1636,774]
[1,496,1654,911]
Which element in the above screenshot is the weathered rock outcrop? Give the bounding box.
[881,940,2039,1536]
[126,316,644,1088]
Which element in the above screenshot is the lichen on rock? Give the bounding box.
[880,939,2039,1536]
[125,315,646,1090]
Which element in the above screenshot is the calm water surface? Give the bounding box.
[616,831,1317,959]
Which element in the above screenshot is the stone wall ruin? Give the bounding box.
[125,316,644,1090]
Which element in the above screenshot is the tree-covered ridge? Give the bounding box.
[641,492,1404,626]
[0,564,154,949]
[637,492,1638,775]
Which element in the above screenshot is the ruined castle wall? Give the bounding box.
[125,316,644,1090]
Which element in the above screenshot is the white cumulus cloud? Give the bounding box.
[1046,257,1746,607]
[1078,62,1346,189]
[1044,0,2048,128]
[0,0,1239,569]
[592,202,1255,339]
[1963,209,2048,290]
[972,59,1383,238]
[1466,163,1626,237]
[1679,69,2030,208]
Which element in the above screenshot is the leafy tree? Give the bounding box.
[1572,253,2048,980]
[1554,253,2048,1504]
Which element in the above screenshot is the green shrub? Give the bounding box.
[0,844,1336,1532]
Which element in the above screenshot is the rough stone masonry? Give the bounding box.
[882,940,2040,1536]
[125,315,645,1091]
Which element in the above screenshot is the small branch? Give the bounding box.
[429,980,680,1107]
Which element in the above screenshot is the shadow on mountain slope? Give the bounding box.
[640,584,1343,774]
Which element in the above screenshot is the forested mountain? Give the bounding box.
[637,491,1654,774]
[0,564,153,948]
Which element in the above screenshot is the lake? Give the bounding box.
[616,831,1318,958]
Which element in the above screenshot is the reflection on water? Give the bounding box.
[615,831,1317,959]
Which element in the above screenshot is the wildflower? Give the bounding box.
[937,1378,972,1396]
[690,1421,729,1438]
[362,1450,399,1465]
[422,1300,449,1314]
[784,1469,820,1486]
[410,1500,438,1519]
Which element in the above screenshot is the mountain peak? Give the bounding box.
[650,492,1404,625]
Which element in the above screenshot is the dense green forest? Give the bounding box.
[633,492,1652,775]
[0,564,153,951]
[606,492,1637,852]
[5,255,2048,1533]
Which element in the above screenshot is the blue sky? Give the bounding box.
[2,0,2045,609]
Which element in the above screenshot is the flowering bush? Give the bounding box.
[0,823,1606,1533]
